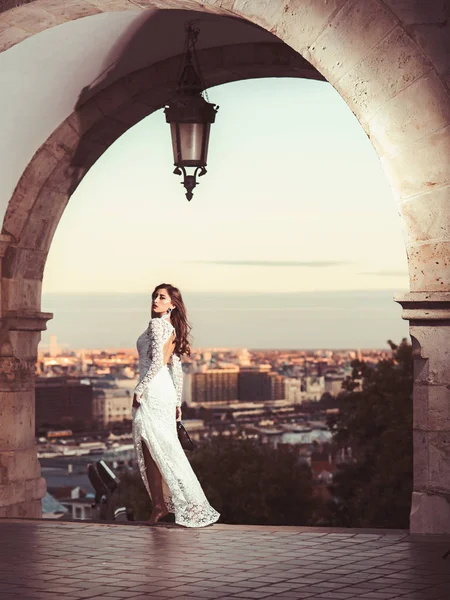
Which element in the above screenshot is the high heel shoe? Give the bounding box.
[148,505,169,525]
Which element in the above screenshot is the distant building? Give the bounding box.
[238,366,285,402]
[303,376,325,401]
[285,378,302,404]
[93,390,132,426]
[237,348,252,366]
[191,368,239,403]
[49,335,59,358]
[35,377,93,430]
[324,373,345,396]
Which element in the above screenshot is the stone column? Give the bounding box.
[395,292,450,534]
[0,309,52,518]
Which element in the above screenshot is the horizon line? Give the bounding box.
[42,288,409,295]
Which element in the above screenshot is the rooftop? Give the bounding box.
[0,520,449,599]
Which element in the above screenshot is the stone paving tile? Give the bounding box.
[0,520,449,600]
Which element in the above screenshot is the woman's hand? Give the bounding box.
[132,393,141,410]
[176,406,182,422]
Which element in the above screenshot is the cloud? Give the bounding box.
[189,260,352,268]
[360,271,407,277]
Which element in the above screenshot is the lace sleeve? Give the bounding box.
[134,319,165,397]
[171,354,183,407]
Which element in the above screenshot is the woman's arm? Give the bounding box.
[134,318,165,399]
[171,354,183,408]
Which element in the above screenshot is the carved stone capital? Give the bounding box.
[0,310,53,332]
[394,291,450,322]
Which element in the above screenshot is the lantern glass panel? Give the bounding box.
[170,122,206,166]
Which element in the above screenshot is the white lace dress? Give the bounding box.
[132,317,220,527]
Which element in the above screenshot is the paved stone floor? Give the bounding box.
[0,520,449,600]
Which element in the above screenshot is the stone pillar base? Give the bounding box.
[0,498,43,519]
[410,492,450,534]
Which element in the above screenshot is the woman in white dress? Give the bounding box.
[132,283,220,527]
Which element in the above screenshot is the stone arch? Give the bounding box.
[0,0,449,531]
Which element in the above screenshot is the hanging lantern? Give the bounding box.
[165,24,218,201]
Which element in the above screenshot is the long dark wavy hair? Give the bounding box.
[151,283,191,356]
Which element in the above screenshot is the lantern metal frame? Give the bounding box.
[164,23,218,201]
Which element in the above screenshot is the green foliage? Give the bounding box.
[328,339,413,528]
[189,434,314,525]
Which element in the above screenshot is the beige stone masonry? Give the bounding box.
[399,187,450,246]
[368,72,450,157]
[0,448,41,486]
[308,0,396,84]
[1,278,42,313]
[408,241,450,291]
[381,124,450,201]
[337,26,433,126]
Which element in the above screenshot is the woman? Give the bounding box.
[132,283,220,527]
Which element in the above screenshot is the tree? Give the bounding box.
[328,339,413,528]
[189,434,314,525]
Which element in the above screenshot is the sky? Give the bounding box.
[42,77,409,297]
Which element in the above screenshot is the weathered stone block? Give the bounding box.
[44,121,80,161]
[110,100,152,127]
[44,156,83,196]
[1,277,42,314]
[45,2,103,22]
[413,429,428,491]
[3,177,41,240]
[399,186,450,246]
[409,22,450,76]
[0,391,35,446]
[383,0,450,25]
[428,431,450,493]
[0,477,46,509]
[95,80,132,117]
[32,188,69,222]
[271,0,348,55]
[368,72,450,157]
[124,68,154,97]
[414,383,450,430]
[20,147,59,190]
[338,26,432,126]
[67,99,104,137]
[410,322,450,384]
[86,117,130,149]
[0,498,42,518]
[0,448,41,485]
[0,25,29,52]
[18,217,54,252]
[381,126,450,200]
[410,491,450,534]
[408,240,450,291]
[2,247,47,281]
[5,6,60,34]
[309,0,395,83]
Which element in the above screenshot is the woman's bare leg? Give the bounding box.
[142,441,168,524]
